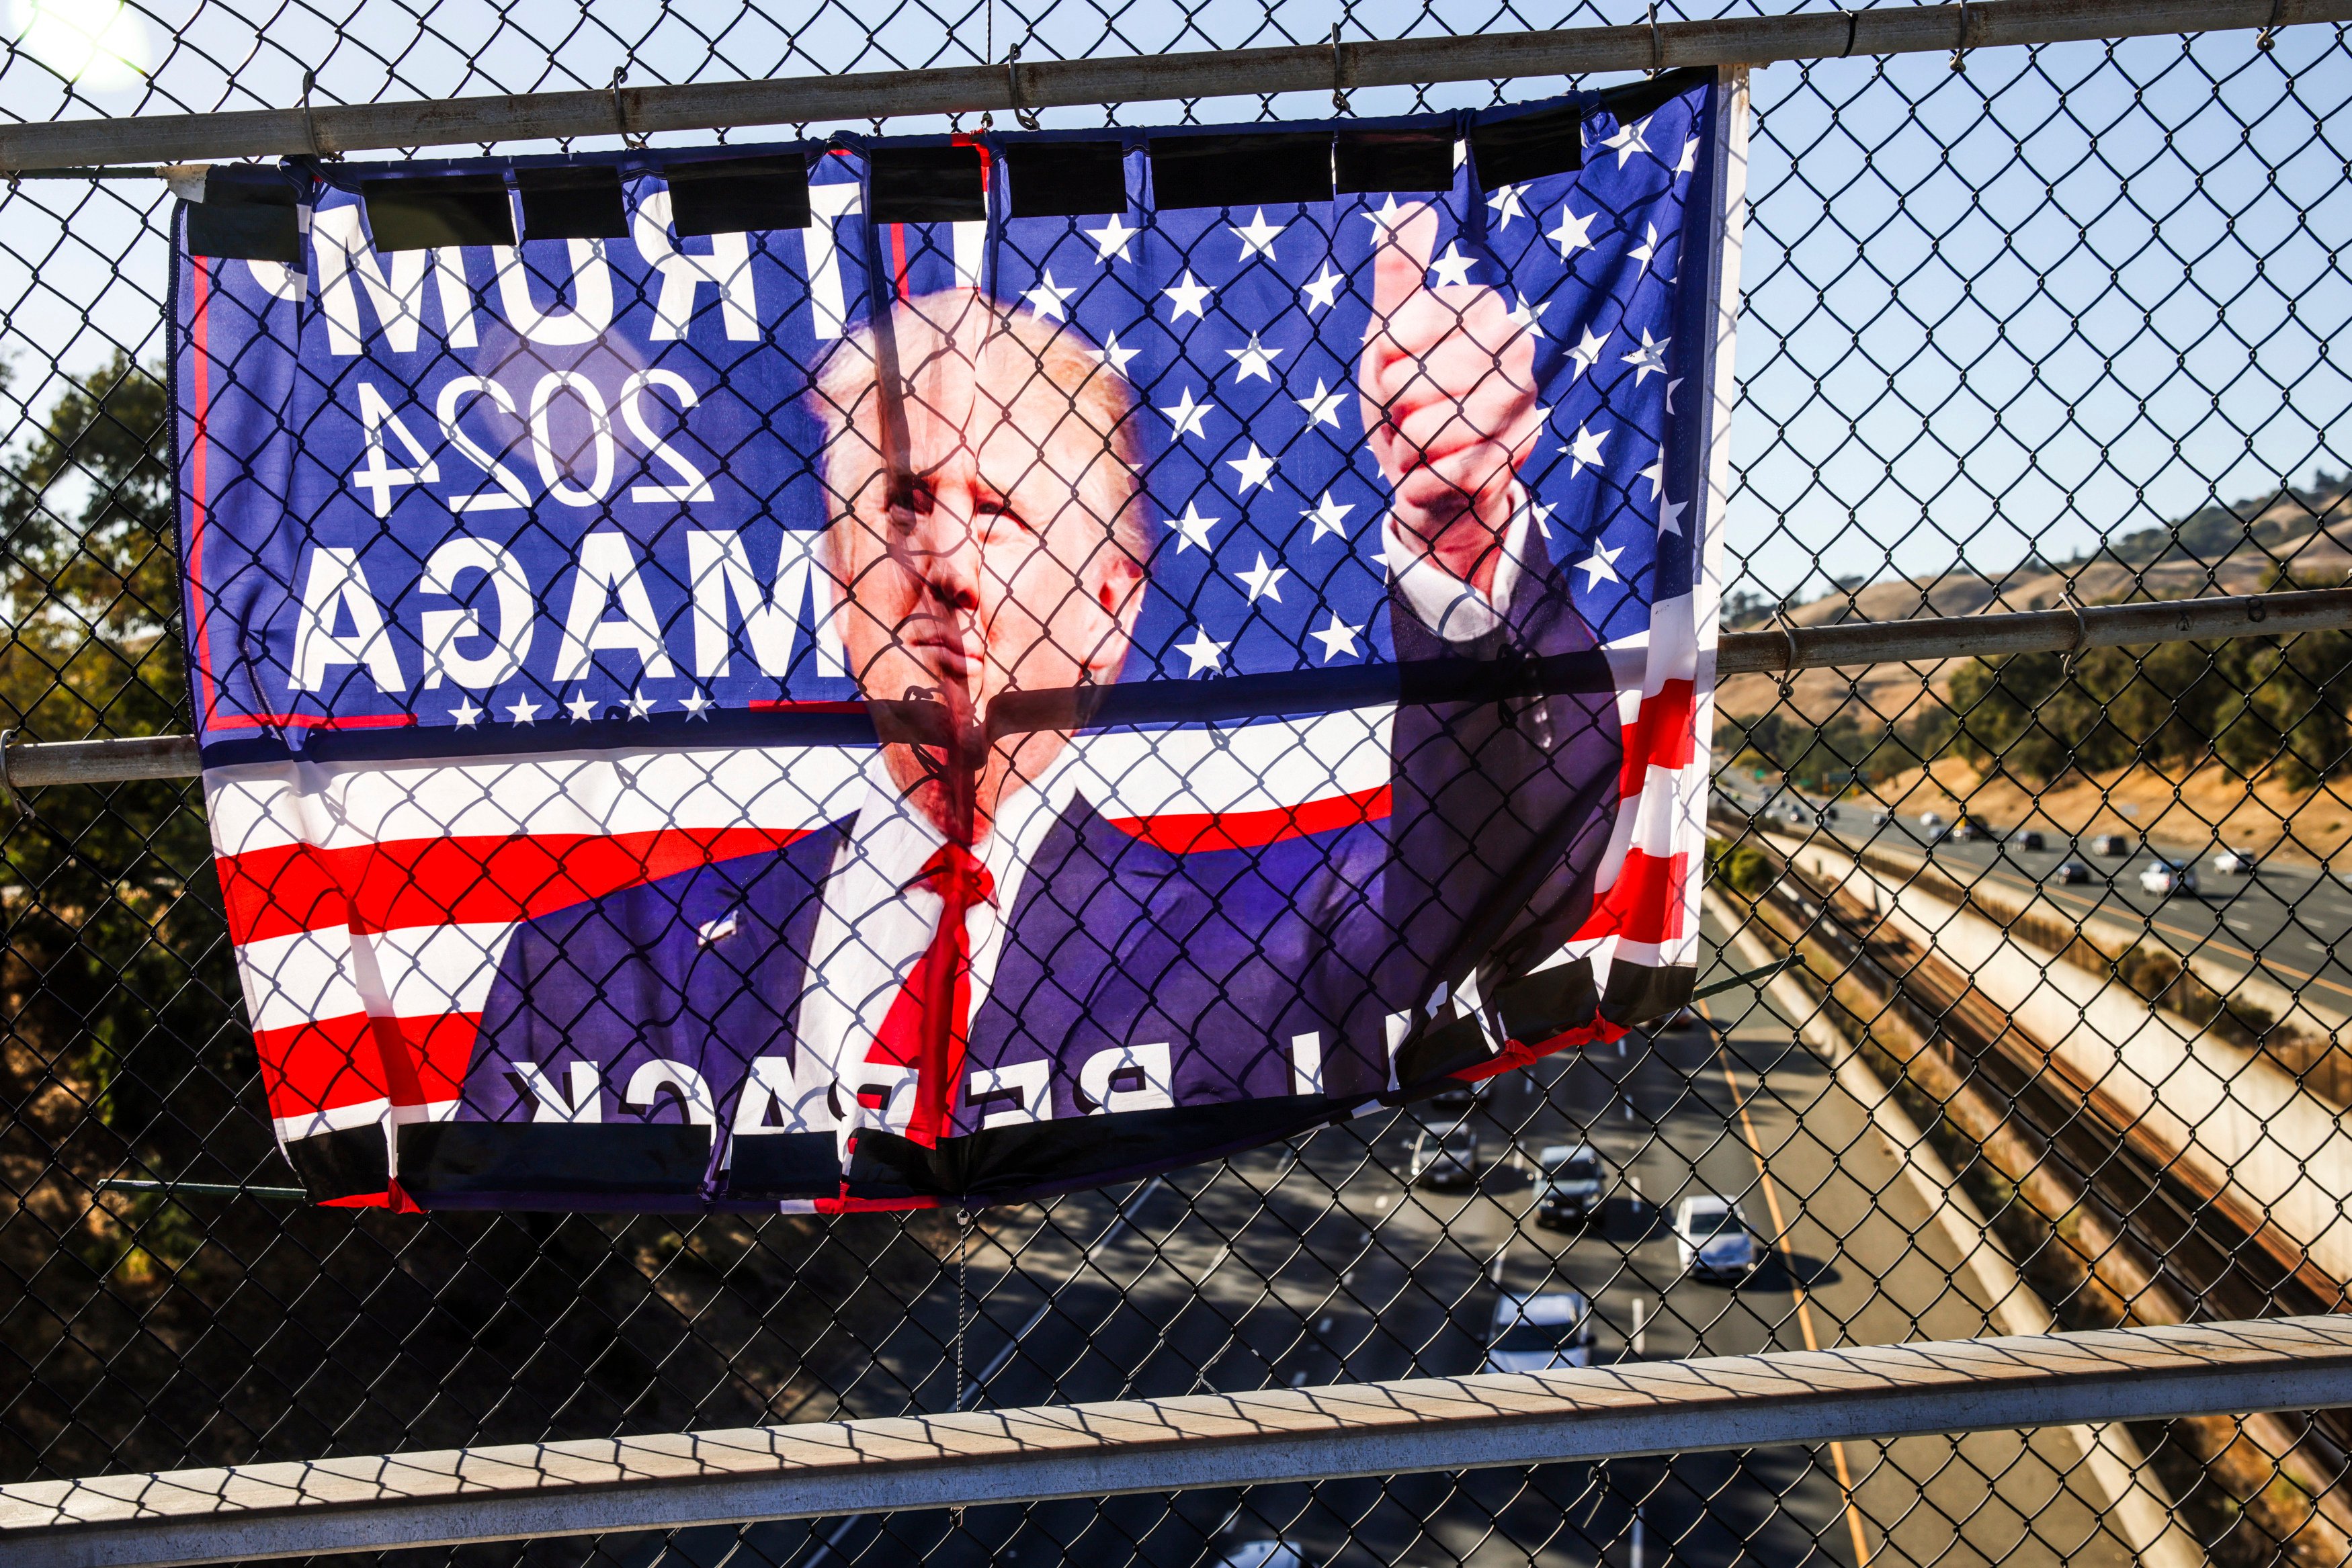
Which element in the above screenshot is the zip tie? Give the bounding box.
[611,68,646,149]
[300,70,324,160]
[1951,0,1970,71]
[1007,42,1042,131]
[1840,8,1859,58]
[1331,24,1350,116]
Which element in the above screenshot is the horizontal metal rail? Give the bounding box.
[0,0,2336,170]
[26,588,2347,787]
[5,1315,2350,1568]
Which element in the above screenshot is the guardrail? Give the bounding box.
[7,1317,2351,1568]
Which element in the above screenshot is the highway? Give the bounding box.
[1717,777,2352,1020]
[673,910,2156,1568]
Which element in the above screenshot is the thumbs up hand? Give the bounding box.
[1357,202,1540,599]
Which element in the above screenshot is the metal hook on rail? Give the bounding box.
[1951,0,1970,71]
[610,68,646,149]
[1647,2,1665,77]
[2060,589,2089,681]
[0,728,26,820]
[1773,610,1802,702]
[1331,24,1351,116]
[2259,0,2284,51]
[299,70,325,161]
[1007,42,1042,132]
[1839,8,1860,58]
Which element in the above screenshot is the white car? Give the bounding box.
[1919,811,1945,832]
[1483,1289,1596,1373]
[2138,858,2199,897]
[1673,1196,1759,1280]
[2214,848,2255,876]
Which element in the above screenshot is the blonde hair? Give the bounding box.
[807,288,1149,566]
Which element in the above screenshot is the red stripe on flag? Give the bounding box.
[1102,785,1392,855]
[220,826,815,945]
[1620,679,1696,796]
[1572,849,1688,944]
[251,1010,390,1120]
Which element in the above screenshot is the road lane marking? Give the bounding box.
[1710,1030,1874,1568]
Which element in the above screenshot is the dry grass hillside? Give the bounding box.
[1720,476,2352,865]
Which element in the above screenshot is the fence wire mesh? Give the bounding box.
[1,7,2350,1568]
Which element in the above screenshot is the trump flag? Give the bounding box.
[172,67,1747,1211]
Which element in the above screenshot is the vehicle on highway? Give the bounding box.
[1919,811,1945,832]
[2214,848,2256,876]
[1533,1142,1606,1228]
[2138,858,2200,897]
[1952,814,1993,842]
[1427,1074,1491,1113]
[1483,1289,1597,1373]
[2050,860,2093,885]
[1872,809,1890,826]
[2012,829,2046,851]
[1208,1540,1308,1568]
[1408,1127,1482,1190]
[1822,803,1841,824]
[1673,1195,1759,1280]
[2091,832,2133,857]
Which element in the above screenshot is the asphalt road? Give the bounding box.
[1718,777,2352,1019]
[650,912,2150,1568]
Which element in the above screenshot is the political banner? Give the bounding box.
[171,67,1746,1211]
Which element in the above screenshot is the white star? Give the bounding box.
[1665,376,1683,411]
[1675,136,1699,175]
[1167,500,1220,553]
[679,689,713,719]
[1309,611,1364,662]
[1567,325,1607,380]
[1659,496,1687,536]
[1638,454,1666,500]
[1022,267,1076,321]
[1528,497,1558,540]
[449,699,482,728]
[1228,208,1286,261]
[1485,183,1527,229]
[1304,490,1356,541]
[1296,378,1345,429]
[1226,442,1276,492]
[1630,223,1661,269]
[1087,330,1142,378]
[1623,328,1670,384]
[1235,552,1289,603]
[1359,194,1411,234]
[1162,269,1214,320]
[1428,242,1477,288]
[1577,541,1628,589]
[1084,212,1137,263]
[565,691,598,722]
[505,695,541,726]
[1301,262,1344,313]
[1548,204,1597,258]
[626,687,656,719]
[1602,116,1652,168]
[1159,386,1215,440]
[1226,332,1286,384]
[1175,627,1229,675]
[1506,292,1550,340]
[1565,423,1609,476]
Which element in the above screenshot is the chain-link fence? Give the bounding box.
[2,5,2351,1567]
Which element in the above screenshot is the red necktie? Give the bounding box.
[864,843,995,1148]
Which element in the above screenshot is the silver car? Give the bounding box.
[2138,858,2199,897]
[1673,1195,1759,1280]
[1484,1289,1596,1373]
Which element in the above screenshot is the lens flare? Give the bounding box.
[9,0,151,91]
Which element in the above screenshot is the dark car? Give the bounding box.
[1534,1142,1607,1228]
[2091,832,2134,857]
[2050,859,2092,885]
[2013,829,2046,851]
[1427,1074,1490,1113]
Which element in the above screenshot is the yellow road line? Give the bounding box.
[1712,1033,1874,1568]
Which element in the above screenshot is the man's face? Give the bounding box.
[825,303,1145,841]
